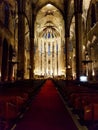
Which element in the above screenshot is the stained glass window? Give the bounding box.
[48,43,51,56]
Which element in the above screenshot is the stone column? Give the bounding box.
[65,36,71,79]
[17,0,25,80]
[30,37,34,79]
[42,41,44,75]
[46,42,48,75]
[30,9,35,79]
[8,45,13,81]
[51,43,52,75]
[44,42,46,75]
[0,37,2,81]
[74,0,83,81]
[95,2,98,21]
[1,39,9,81]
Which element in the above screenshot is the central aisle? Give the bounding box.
[14,80,78,130]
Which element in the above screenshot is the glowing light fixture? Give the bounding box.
[83,45,85,50]
[46,4,52,7]
[80,76,88,82]
[92,35,96,43]
[92,70,95,76]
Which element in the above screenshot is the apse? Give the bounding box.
[34,3,65,79]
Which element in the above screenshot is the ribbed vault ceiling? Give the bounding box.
[35,4,64,36]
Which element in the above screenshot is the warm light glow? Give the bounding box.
[46,4,52,7]
[71,0,74,4]
[34,29,65,78]
[83,0,91,10]
[83,0,91,20]
[68,65,71,69]
[69,57,71,59]
[70,16,75,40]
[34,3,65,79]
[82,0,91,26]
[72,73,76,79]
[92,35,97,43]
[83,45,85,50]
[87,40,91,47]
[92,70,95,76]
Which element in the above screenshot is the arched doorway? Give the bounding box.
[34,4,65,79]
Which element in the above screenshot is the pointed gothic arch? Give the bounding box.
[34,3,65,79]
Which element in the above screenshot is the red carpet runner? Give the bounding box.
[14,80,78,130]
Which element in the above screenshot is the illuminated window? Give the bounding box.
[48,32,51,38]
[48,43,51,56]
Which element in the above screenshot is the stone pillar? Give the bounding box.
[30,9,35,79]
[17,0,25,80]
[50,43,52,75]
[95,2,98,21]
[65,36,71,79]
[0,37,2,81]
[74,0,83,81]
[42,42,44,75]
[8,45,13,81]
[1,39,9,81]
[46,43,47,75]
[52,44,54,76]
[30,37,34,79]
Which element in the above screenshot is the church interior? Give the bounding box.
[0,0,98,130]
